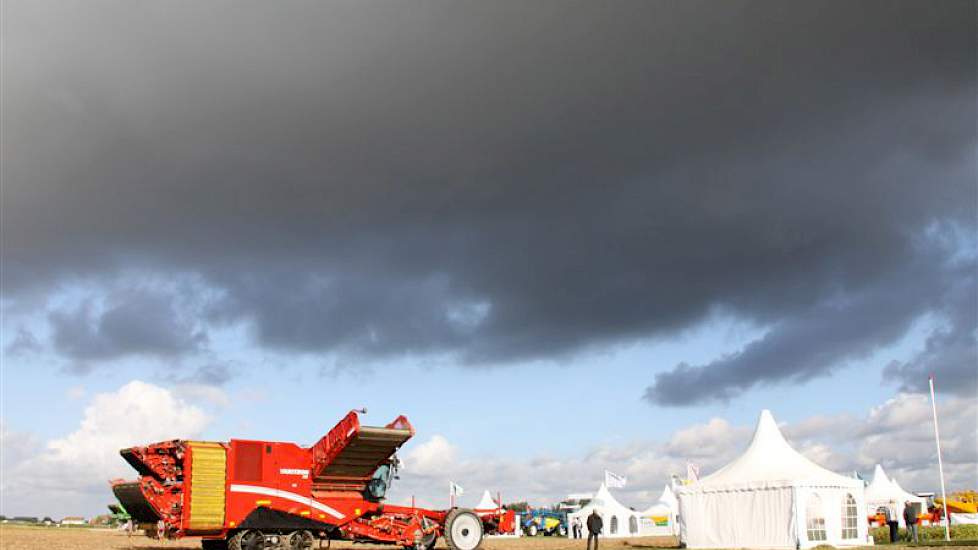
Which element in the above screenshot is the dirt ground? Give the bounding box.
[0,526,674,550]
[1,526,973,550]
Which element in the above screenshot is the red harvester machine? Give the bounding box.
[112,411,514,550]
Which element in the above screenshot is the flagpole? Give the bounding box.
[929,375,950,542]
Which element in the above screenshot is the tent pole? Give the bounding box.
[928,375,950,542]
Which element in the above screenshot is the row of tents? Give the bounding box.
[557,410,948,549]
[566,483,680,538]
[865,464,927,527]
[553,410,858,547]
[473,484,680,538]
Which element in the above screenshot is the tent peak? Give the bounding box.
[750,409,789,448]
[872,464,890,484]
[657,484,678,507]
[683,409,861,489]
[475,489,500,510]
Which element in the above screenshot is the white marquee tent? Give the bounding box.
[677,410,868,549]
[567,484,643,538]
[640,485,679,536]
[475,490,502,511]
[864,465,927,527]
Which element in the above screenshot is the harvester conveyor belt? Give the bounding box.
[316,426,412,480]
[112,482,161,523]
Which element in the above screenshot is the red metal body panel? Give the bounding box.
[115,411,507,547]
[310,412,360,481]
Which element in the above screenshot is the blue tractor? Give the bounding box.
[521,509,568,537]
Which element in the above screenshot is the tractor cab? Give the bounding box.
[366,456,401,501]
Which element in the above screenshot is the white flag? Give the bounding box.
[686,462,700,482]
[450,481,465,496]
[604,470,627,488]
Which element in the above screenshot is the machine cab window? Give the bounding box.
[366,461,396,501]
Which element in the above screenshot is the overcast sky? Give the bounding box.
[1,0,975,518]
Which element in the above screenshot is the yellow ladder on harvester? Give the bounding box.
[187,442,227,532]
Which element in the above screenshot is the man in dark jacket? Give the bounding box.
[903,501,919,543]
[587,509,603,550]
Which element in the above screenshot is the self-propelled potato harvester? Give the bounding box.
[112,411,514,550]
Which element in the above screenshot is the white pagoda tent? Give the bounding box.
[864,465,927,527]
[567,484,643,538]
[474,489,502,511]
[640,485,679,536]
[677,410,868,549]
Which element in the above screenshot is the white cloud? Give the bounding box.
[664,417,749,461]
[65,385,86,400]
[176,383,231,407]
[0,420,40,470]
[404,434,458,477]
[853,393,977,490]
[1,380,221,518]
[767,393,976,492]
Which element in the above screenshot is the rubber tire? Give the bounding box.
[229,530,264,550]
[444,509,483,550]
[526,524,538,537]
[287,530,314,550]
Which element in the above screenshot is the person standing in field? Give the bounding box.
[573,516,583,539]
[884,501,899,544]
[587,509,603,550]
[903,501,919,544]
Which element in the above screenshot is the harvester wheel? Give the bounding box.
[444,509,483,550]
[230,530,264,550]
[415,532,437,550]
[416,516,437,550]
[287,530,314,550]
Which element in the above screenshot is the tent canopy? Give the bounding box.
[568,484,643,538]
[685,410,861,492]
[658,485,677,508]
[865,464,926,526]
[642,485,678,515]
[475,489,501,510]
[580,484,624,512]
[677,410,868,549]
[866,465,924,504]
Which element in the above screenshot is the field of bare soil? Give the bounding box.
[0,526,678,550]
[3,526,975,550]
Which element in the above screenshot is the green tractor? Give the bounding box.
[107,503,131,527]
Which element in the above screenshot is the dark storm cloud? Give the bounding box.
[48,289,207,361]
[2,1,975,400]
[883,267,978,397]
[645,245,975,405]
[189,363,235,386]
[162,363,237,387]
[3,327,41,356]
